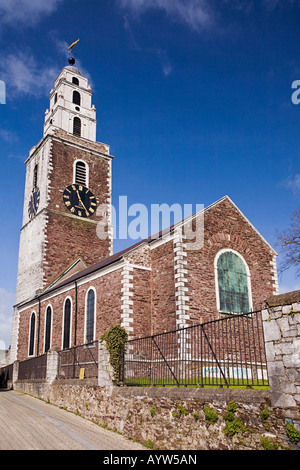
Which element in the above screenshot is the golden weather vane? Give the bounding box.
[67,39,80,66]
[68,38,80,51]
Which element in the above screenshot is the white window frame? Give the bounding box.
[73,159,89,187]
[214,248,253,314]
[28,311,37,357]
[43,304,53,353]
[62,297,73,350]
[84,287,97,344]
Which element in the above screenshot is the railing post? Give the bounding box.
[46,350,59,384]
[98,340,114,387]
[12,361,19,388]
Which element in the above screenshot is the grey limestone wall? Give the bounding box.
[263,290,300,411]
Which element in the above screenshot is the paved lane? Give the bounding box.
[0,390,145,450]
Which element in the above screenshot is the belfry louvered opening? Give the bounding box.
[73,90,81,106]
[73,117,81,137]
[75,160,87,186]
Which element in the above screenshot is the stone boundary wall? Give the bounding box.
[6,291,300,450]
[263,290,300,411]
[13,380,299,450]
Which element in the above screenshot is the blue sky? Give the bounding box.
[0,0,299,348]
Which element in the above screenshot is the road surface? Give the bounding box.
[0,389,145,450]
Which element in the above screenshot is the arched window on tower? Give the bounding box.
[75,160,88,186]
[44,306,52,353]
[215,250,252,315]
[73,117,81,137]
[33,164,38,189]
[72,77,79,85]
[29,312,36,357]
[73,90,81,106]
[85,288,95,344]
[63,298,71,350]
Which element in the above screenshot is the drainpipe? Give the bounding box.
[37,297,41,355]
[74,280,78,346]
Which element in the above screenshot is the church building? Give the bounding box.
[10,59,279,363]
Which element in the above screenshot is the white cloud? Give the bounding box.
[158,50,173,77]
[282,174,300,195]
[262,0,291,10]
[123,16,173,76]
[0,0,64,26]
[0,37,91,99]
[0,288,15,350]
[0,128,18,143]
[117,0,298,33]
[0,53,57,98]
[118,0,214,32]
[279,281,300,294]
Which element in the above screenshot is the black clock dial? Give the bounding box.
[28,187,40,219]
[63,184,97,218]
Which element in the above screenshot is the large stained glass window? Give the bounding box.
[217,251,250,314]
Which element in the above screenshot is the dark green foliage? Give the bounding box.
[204,406,219,424]
[286,421,300,444]
[223,400,247,437]
[101,325,128,384]
[260,407,271,421]
[224,417,247,437]
[261,437,279,450]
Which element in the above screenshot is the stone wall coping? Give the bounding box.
[112,386,270,405]
[266,289,300,307]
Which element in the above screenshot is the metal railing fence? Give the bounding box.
[18,354,47,380]
[120,310,269,388]
[57,341,98,379]
[1,310,269,388]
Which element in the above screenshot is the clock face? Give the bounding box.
[28,187,40,219]
[63,184,97,218]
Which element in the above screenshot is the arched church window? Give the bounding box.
[215,250,251,314]
[72,77,79,85]
[44,306,52,353]
[73,90,81,106]
[63,298,71,350]
[29,312,36,357]
[33,164,38,189]
[73,117,81,137]
[85,289,95,344]
[75,160,88,186]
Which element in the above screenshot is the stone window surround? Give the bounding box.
[214,248,253,314]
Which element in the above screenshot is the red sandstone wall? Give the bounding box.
[186,198,276,325]
[131,268,152,338]
[43,135,112,287]
[16,198,277,361]
[17,269,123,361]
[150,241,176,335]
[44,212,110,286]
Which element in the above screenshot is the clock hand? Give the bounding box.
[31,195,36,214]
[75,189,89,216]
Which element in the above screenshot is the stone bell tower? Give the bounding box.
[10,58,114,362]
[44,57,97,141]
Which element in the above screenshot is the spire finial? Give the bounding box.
[67,39,80,66]
[68,39,80,52]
